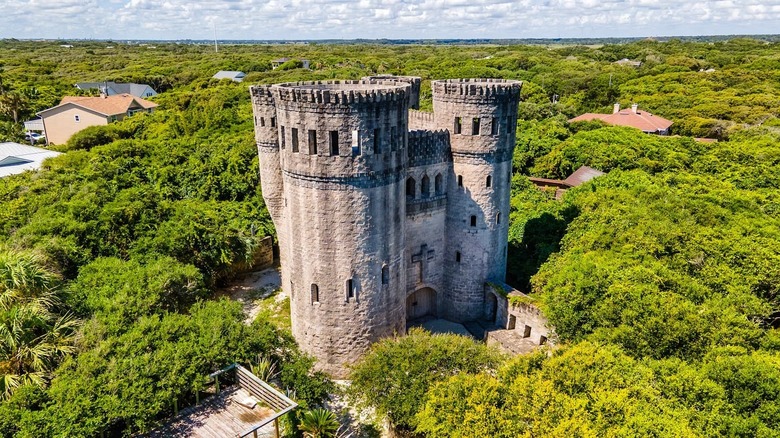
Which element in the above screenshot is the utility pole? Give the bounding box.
[213,23,218,53]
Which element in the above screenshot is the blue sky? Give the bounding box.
[2,0,780,40]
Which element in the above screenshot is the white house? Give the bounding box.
[0,142,61,178]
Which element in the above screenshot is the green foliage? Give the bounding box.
[298,408,340,438]
[347,328,502,433]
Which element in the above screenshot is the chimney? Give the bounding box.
[613,103,620,113]
[631,103,638,113]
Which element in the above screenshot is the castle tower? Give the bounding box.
[433,79,522,321]
[362,75,421,110]
[267,80,411,377]
[251,86,284,220]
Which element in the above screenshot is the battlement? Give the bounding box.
[408,110,435,131]
[250,85,275,105]
[407,129,451,168]
[432,79,522,101]
[272,80,408,105]
[362,75,421,109]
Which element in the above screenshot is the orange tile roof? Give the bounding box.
[570,107,672,133]
[43,94,157,117]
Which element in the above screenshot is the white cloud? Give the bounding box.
[1,0,780,39]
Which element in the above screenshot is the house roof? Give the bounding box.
[271,58,291,63]
[570,107,673,133]
[213,71,246,80]
[563,166,605,187]
[38,94,157,117]
[0,142,61,178]
[75,81,156,97]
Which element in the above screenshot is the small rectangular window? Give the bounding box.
[260,117,265,127]
[291,128,299,152]
[486,175,492,188]
[455,251,461,263]
[346,279,355,301]
[373,128,381,154]
[352,130,361,156]
[308,129,317,155]
[311,284,319,304]
[381,265,389,285]
[470,215,477,227]
[280,126,286,149]
[271,117,276,127]
[457,175,463,187]
[74,114,80,122]
[454,117,461,134]
[472,117,480,135]
[329,130,339,156]
[491,117,498,135]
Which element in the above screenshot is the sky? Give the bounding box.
[2,0,780,40]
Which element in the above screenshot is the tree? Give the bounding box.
[0,249,78,400]
[0,91,27,124]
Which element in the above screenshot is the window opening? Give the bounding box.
[472,117,480,135]
[291,128,299,152]
[352,130,360,156]
[308,130,317,155]
[381,265,389,285]
[435,174,443,194]
[470,215,477,227]
[280,126,286,149]
[454,117,461,134]
[406,177,416,199]
[346,279,355,301]
[373,128,381,153]
[486,175,492,188]
[491,117,498,135]
[311,284,319,304]
[421,175,430,198]
[457,175,463,187]
[455,251,461,263]
[329,130,339,156]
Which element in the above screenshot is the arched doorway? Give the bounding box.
[406,287,437,321]
[485,293,497,323]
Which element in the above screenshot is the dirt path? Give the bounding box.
[216,267,285,324]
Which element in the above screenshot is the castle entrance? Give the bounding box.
[406,287,437,321]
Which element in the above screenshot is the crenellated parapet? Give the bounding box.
[408,110,435,131]
[272,80,409,106]
[432,78,522,104]
[407,130,451,168]
[362,75,422,109]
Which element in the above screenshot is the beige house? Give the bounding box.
[38,94,157,145]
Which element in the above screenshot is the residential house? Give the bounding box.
[569,103,673,135]
[0,142,61,178]
[212,71,246,82]
[37,94,157,145]
[270,58,310,70]
[75,81,158,98]
[614,58,642,67]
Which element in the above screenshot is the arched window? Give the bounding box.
[457,175,463,187]
[346,278,355,301]
[470,215,477,227]
[382,265,389,285]
[486,175,492,188]
[496,212,501,224]
[421,175,430,198]
[435,173,443,194]
[311,284,319,304]
[406,177,416,199]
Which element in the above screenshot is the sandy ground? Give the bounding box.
[217,267,284,324]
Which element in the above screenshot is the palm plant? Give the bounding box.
[298,408,341,438]
[0,250,79,400]
[249,355,279,382]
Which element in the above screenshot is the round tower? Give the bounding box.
[272,80,410,377]
[362,75,421,109]
[432,79,522,321]
[251,85,284,220]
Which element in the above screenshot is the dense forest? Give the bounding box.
[1,38,779,437]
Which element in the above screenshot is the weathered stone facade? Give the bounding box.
[251,77,521,377]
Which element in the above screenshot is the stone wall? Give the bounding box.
[485,282,551,346]
[408,110,435,131]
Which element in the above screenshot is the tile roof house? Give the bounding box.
[74,81,158,98]
[569,103,673,135]
[0,142,61,178]
[212,71,246,82]
[37,94,157,145]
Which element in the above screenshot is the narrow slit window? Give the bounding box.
[346,279,355,301]
[308,129,317,155]
[470,215,477,227]
[421,175,430,198]
[311,284,319,304]
[280,126,286,149]
[491,117,498,135]
[486,175,492,188]
[381,265,389,285]
[457,175,463,187]
[271,117,276,127]
[373,128,381,153]
[454,117,461,134]
[497,212,501,224]
[352,130,360,156]
[472,117,480,135]
[260,117,265,127]
[290,281,294,299]
[406,177,416,199]
[291,128,299,152]
[435,174,442,194]
[455,251,461,263]
[329,130,339,156]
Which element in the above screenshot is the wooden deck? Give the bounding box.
[145,387,277,438]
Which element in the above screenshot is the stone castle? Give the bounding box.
[250,76,522,376]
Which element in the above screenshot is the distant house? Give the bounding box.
[270,58,310,70]
[569,104,673,135]
[212,71,246,82]
[0,142,61,178]
[614,58,642,67]
[23,117,44,132]
[75,81,158,98]
[37,94,158,145]
[528,166,605,200]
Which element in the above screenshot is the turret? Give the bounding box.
[432,79,522,321]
